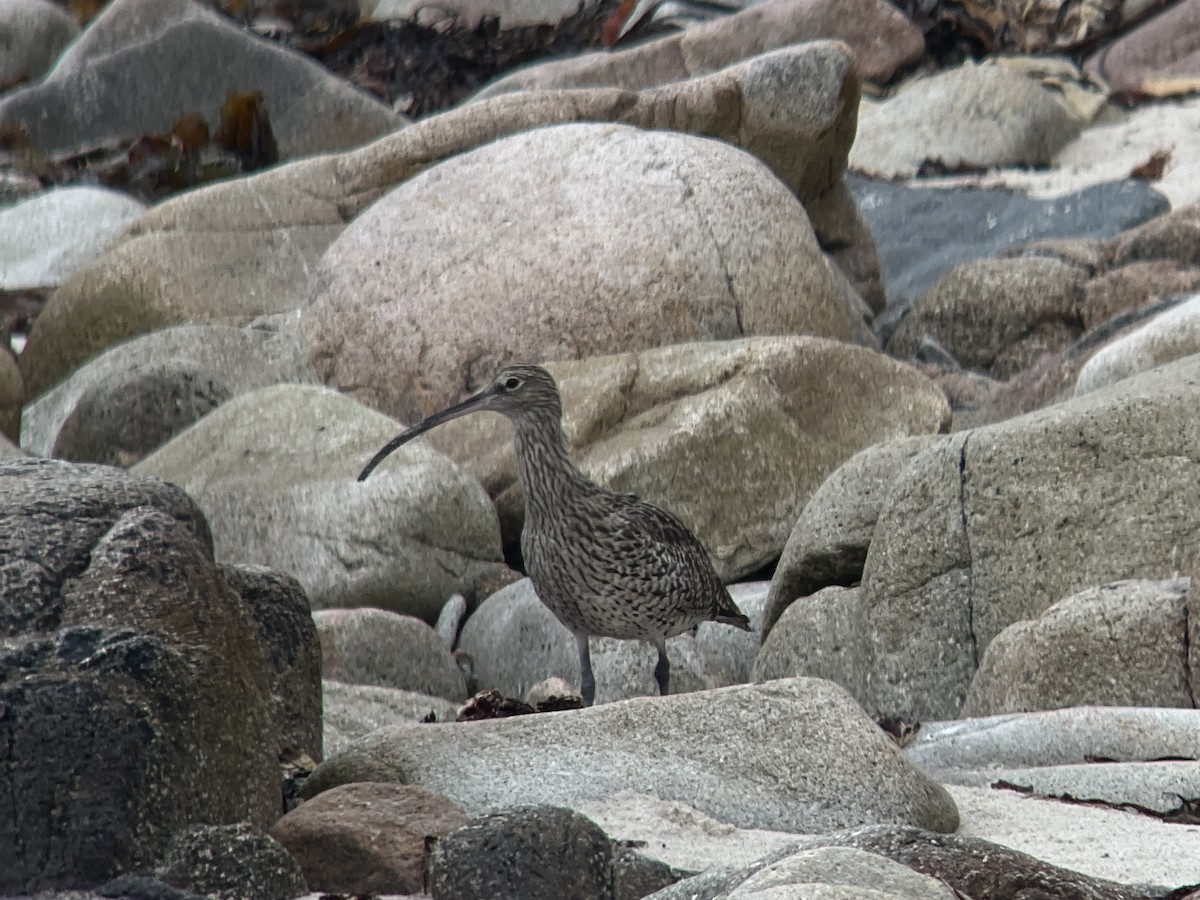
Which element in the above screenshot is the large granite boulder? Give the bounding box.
[302,677,959,836]
[856,353,1200,720]
[302,123,852,422]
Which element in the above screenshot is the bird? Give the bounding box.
[357,364,752,706]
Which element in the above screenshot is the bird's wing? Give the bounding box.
[587,491,724,590]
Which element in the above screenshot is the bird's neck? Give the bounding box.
[512,415,592,521]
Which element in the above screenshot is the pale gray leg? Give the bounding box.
[576,634,595,706]
[651,637,669,697]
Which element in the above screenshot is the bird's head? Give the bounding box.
[357,364,563,481]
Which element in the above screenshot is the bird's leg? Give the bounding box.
[576,633,595,706]
[651,637,669,697]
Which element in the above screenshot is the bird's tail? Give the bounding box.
[715,596,752,632]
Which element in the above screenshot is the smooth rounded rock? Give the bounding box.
[429,806,614,900]
[21,321,318,465]
[0,187,145,291]
[303,123,849,423]
[303,677,960,836]
[728,846,957,900]
[133,383,508,621]
[964,577,1195,716]
[1075,292,1200,394]
[887,256,1088,378]
[0,0,402,158]
[764,434,945,637]
[755,586,864,695]
[19,42,860,399]
[855,353,1200,721]
[473,0,923,96]
[315,607,468,702]
[0,0,79,87]
[851,59,1086,178]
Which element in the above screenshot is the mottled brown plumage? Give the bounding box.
[358,364,751,705]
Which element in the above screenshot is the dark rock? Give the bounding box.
[612,844,686,900]
[159,823,307,900]
[429,806,614,900]
[51,363,231,466]
[0,460,278,894]
[221,563,323,762]
[98,873,205,899]
[847,175,1170,339]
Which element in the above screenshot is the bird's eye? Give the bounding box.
[504,376,521,390]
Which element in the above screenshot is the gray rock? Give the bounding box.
[887,256,1088,378]
[21,320,319,466]
[429,806,614,900]
[727,846,957,899]
[0,0,402,158]
[764,434,945,637]
[850,59,1086,179]
[944,760,1200,818]
[302,677,959,835]
[966,577,1195,716]
[0,0,79,87]
[748,825,1159,900]
[694,580,767,684]
[159,823,307,900]
[754,586,864,696]
[456,578,734,704]
[0,187,145,290]
[314,606,468,701]
[133,383,508,622]
[221,564,323,760]
[1076,291,1200,395]
[0,460,279,893]
[0,349,20,441]
[435,592,468,647]
[321,680,459,757]
[847,175,1169,336]
[856,353,1200,720]
[907,707,1200,777]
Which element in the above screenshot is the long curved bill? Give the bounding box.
[357,388,495,482]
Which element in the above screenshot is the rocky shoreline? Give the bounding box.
[2,0,1200,897]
